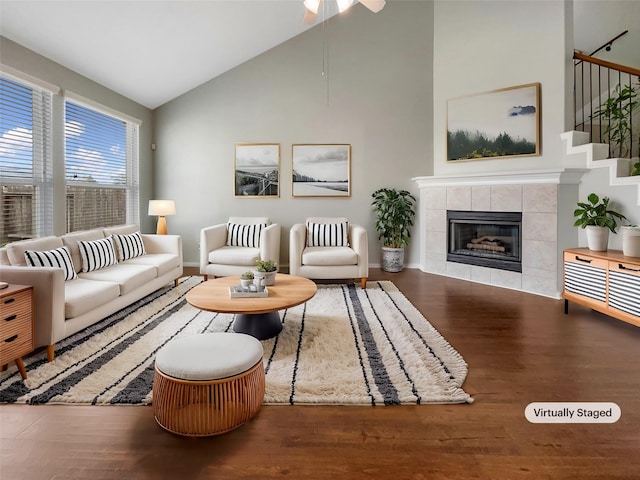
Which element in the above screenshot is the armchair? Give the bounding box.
[289,217,368,288]
[200,217,281,280]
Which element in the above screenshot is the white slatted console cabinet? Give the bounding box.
[563,248,640,327]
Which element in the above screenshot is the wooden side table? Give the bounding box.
[0,284,34,379]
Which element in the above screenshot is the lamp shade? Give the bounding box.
[148,200,176,216]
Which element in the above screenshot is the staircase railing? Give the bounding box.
[573,51,640,159]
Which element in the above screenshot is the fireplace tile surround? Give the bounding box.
[413,170,587,298]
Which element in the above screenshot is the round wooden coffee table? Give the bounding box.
[186,274,317,340]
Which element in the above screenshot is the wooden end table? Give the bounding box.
[186,274,317,340]
[0,284,34,379]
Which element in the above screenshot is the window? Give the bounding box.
[0,75,53,245]
[64,98,139,231]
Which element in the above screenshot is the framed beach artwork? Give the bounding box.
[234,143,280,197]
[292,144,351,197]
[447,82,541,162]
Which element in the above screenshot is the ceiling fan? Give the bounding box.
[303,0,386,24]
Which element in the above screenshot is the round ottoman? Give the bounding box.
[152,333,265,436]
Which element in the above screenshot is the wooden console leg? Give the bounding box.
[361,278,367,289]
[15,358,27,380]
[564,299,569,315]
[47,345,55,362]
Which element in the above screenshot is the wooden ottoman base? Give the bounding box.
[153,359,265,436]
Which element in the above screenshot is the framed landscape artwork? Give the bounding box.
[292,144,351,197]
[234,143,280,197]
[447,82,541,162]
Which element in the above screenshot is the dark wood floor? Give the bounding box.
[1,268,639,480]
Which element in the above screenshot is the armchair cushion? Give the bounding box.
[209,246,260,267]
[306,221,349,247]
[226,223,267,248]
[302,246,358,266]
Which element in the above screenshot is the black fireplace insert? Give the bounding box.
[447,210,522,273]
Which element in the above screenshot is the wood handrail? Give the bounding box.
[574,51,640,77]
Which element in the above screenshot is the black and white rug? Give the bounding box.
[0,277,473,406]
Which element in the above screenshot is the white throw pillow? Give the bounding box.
[111,231,146,261]
[78,237,118,272]
[226,223,266,248]
[306,221,349,247]
[24,246,78,281]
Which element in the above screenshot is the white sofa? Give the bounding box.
[0,224,183,361]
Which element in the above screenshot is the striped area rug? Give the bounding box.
[0,277,472,406]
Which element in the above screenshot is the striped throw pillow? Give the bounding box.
[24,246,78,281]
[226,223,266,248]
[112,232,146,261]
[306,221,349,247]
[78,237,118,272]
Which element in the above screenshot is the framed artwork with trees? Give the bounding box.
[447,83,541,162]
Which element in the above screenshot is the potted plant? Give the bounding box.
[573,193,627,251]
[620,225,640,257]
[371,188,416,272]
[255,259,277,286]
[240,271,254,288]
[592,83,639,159]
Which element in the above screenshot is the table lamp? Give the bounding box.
[148,200,176,235]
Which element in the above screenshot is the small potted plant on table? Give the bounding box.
[240,271,254,288]
[573,193,627,251]
[255,259,277,286]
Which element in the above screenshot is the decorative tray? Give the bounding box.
[228,285,269,298]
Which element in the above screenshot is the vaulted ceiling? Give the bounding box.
[1,1,638,111]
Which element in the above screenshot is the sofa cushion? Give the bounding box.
[209,246,260,266]
[226,223,266,248]
[6,236,63,266]
[103,224,140,236]
[302,246,357,266]
[24,246,78,281]
[61,229,105,273]
[124,253,179,277]
[306,221,349,247]
[65,278,120,319]
[78,263,156,296]
[78,238,118,272]
[112,232,146,261]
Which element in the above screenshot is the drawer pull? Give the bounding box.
[4,334,18,343]
[575,256,592,263]
[3,298,15,305]
[3,314,17,322]
[619,263,640,272]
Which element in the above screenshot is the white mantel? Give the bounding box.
[412,169,588,298]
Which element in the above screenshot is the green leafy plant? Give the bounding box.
[255,259,277,272]
[371,188,416,248]
[592,83,639,158]
[241,271,254,280]
[631,161,640,176]
[573,193,627,233]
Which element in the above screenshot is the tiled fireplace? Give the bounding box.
[413,170,586,298]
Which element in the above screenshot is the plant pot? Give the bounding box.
[621,226,640,257]
[585,225,610,251]
[381,246,404,273]
[240,278,253,288]
[254,270,276,286]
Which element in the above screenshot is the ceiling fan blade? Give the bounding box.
[359,0,386,13]
[302,8,318,24]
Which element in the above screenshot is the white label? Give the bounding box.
[525,402,620,423]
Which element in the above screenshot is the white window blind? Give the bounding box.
[0,75,53,245]
[64,99,139,232]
